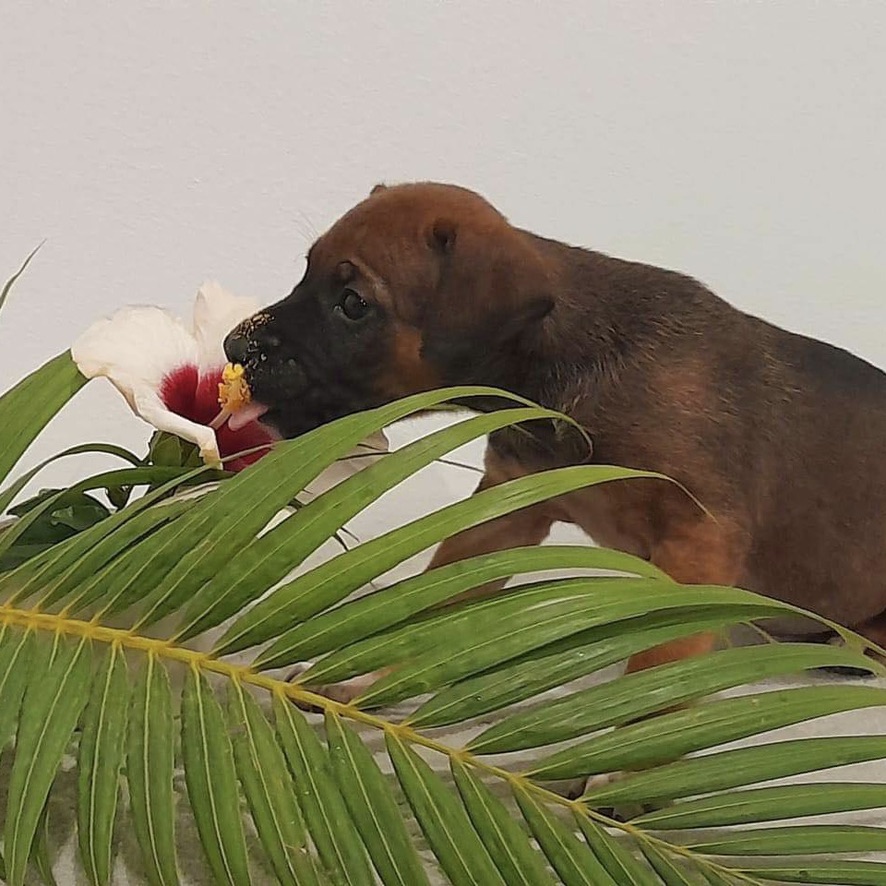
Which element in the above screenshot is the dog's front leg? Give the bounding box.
[626,516,746,673]
[579,517,747,805]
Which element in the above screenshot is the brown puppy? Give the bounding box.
[226,181,886,691]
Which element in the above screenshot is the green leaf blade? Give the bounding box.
[639,843,709,886]
[4,635,93,886]
[450,759,553,886]
[137,386,535,631]
[634,782,886,830]
[386,733,506,886]
[77,643,129,886]
[313,585,783,708]
[531,685,886,781]
[229,465,670,661]
[738,861,886,884]
[0,463,207,605]
[227,684,319,886]
[0,351,87,488]
[127,654,179,886]
[325,712,430,886]
[180,668,250,886]
[31,803,58,886]
[515,789,616,885]
[273,695,373,886]
[178,406,570,641]
[412,605,771,729]
[583,735,886,807]
[687,824,886,856]
[0,465,194,569]
[573,812,660,885]
[0,626,35,750]
[0,241,44,315]
[470,642,873,755]
[274,544,667,667]
[40,497,196,613]
[0,441,141,518]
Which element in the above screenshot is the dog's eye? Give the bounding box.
[338,289,370,321]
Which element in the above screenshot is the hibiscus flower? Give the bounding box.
[71,282,387,473]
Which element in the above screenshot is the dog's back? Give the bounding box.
[526,239,886,627]
[744,323,886,624]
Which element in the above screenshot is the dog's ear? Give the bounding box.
[484,292,554,350]
[420,218,554,379]
[427,218,456,253]
[509,293,555,330]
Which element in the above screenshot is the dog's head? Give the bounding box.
[225,182,555,438]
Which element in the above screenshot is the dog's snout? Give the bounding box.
[224,325,283,364]
[260,331,282,351]
[224,329,250,364]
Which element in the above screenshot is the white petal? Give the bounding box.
[72,305,222,467]
[192,281,260,373]
[72,306,197,393]
[132,385,222,468]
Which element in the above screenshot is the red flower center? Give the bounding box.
[160,365,274,471]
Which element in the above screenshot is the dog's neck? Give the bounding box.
[456,231,730,468]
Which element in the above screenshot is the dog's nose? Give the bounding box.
[224,330,250,364]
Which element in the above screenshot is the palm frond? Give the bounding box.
[0,242,44,315]
[0,377,884,884]
[0,351,87,488]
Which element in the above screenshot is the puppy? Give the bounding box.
[226,181,886,695]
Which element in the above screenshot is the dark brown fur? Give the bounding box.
[227,182,886,680]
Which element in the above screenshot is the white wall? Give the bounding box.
[2,2,884,516]
[4,11,885,880]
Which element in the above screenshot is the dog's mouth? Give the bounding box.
[226,399,270,431]
[229,357,315,438]
[225,343,380,441]
[214,360,281,434]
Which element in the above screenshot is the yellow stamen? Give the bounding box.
[217,362,251,412]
